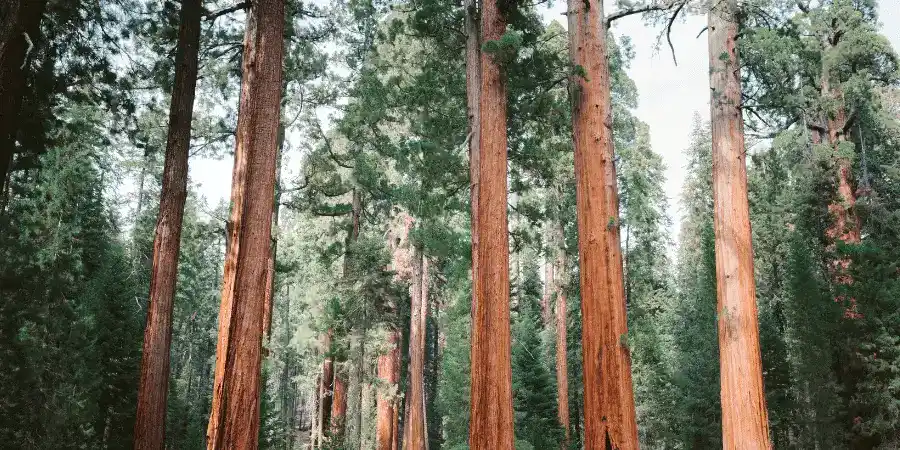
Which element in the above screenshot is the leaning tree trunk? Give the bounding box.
[708,1,772,448]
[404,247,428,449]
[0,0,46,196]
[205,0,285,447]
[469,0,514,448]
[567,0,639,448]
[133,0,202,448]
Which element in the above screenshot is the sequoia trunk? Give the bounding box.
[205,0,285,447]
[567,0,639,448]
[133,1,202,448]
[469,0,514,447]
[708,1,772,447]
[375,329,400,450]
[404,247,427,449]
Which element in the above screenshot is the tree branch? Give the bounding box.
[205,1,250,21]
[666,2,686,66]
[605,4,668,29]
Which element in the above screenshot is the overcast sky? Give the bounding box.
[187,1,900,239]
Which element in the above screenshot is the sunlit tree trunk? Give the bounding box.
[567,0,639,448]
[468,0,514,447]
[205,0,285,447]
[133,1,202,447]
[331,371,348,433]
[708,1,772,447]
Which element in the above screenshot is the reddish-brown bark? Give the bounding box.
[205,0,284,447]
[375,329,400,450]
[567,0,639,448]
[331,371,348,432]
[469,0,514,448]
[133,1,202,448]
[708,2,772,448]
[404,247,428,450]
[0,0,46,196]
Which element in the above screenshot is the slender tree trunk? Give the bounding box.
[350,325,367,449]
[404,247,428,449]
[133,1,202,447]
[567,0,639,448]
[542,224,555,327]
[553,220,570,446]
[376,329,400,450]
[263,127,286,341]
[469,0,514,447]
[708,1,772,448]
[0,0,46,196]
[465,0,481,320]
[205,0,285,447]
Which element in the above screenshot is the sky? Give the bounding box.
[187,1,900,239]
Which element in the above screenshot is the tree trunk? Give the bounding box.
[263,126,286,341]
[205,0,285,447]
[0,0,46,196]
[404,247,428,450]
[331,371,348,433]
[542,224,555,327]
[567,0,639,448]
[316,331,335,449]
[133,0,202,447]
[465,0,481,321]
[469,0,514,447]
[553,220,570,446]
[350,325,367,449]
[708,1,772,448]
[376,329,400,450]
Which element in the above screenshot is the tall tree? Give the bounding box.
[567,0,639,447]
[468,0,514,447]
[133,0,202,446]
[708,0,771,447]
[205,0,285,447]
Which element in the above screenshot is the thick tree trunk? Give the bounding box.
[133,1,202,447]
[376,329,400,450]
[404,247,428,450]
[553,221,570,445]
[567,1,639,448]
[465,0,481,323]
[205,0,285,447]
[0,0,46,196]
[708,1,772,448]
[469,0,514,448]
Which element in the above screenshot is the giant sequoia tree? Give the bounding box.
[567,0,639,447]
[708,0,771,446]
[206,0,285,447]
